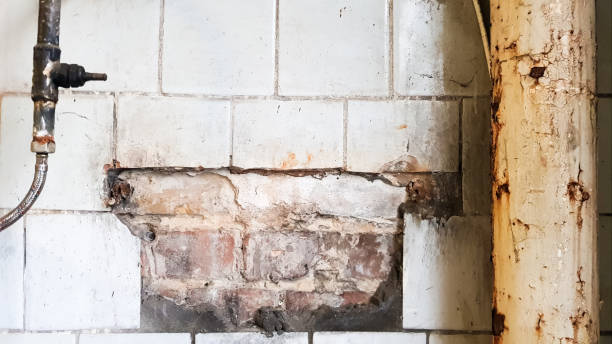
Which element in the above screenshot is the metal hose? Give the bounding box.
[0,154,48,231]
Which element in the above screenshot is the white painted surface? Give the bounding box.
[81,333,191,344]
[403,215,492,330]
[0,95,113,211]
[279,0,388,96]
[117,95,230,168]
[347,100,459,172]
[197,332,307,344]
[232,100,343,169]
[24,213,140,330]
[394,0,489,96]
[0,210,23,330]
[313,332,425,344]
[0,333,75,344]
[163,0,275,95]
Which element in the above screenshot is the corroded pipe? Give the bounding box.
[0,0,106,231]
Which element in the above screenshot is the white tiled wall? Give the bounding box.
[24,213,140,330]
[0,210,23,330]
[0,0,608,340]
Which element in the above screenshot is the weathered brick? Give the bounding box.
[163,0,275,94]
[394,0,489,96]
[347,100,460,172]
[429,334,492,344]
[232,100,343,169]
[117,96,231,168]
[243,232,319,282]
[285,291,343,311]
[278,0,388,96]
[0,210,23,329]
[224,288,282,325]
[148,231,238,280]
[319,233,396,280]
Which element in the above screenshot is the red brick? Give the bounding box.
[341,291,372,306]
[243,232,319,282]
[224,288,281,325]
[285,291,343,311]
[320,233,395,280]
[150,231,237,279]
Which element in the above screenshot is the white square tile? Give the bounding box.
[117,95,230,168]
[0,0,37,92]
[25,213,140,330]
[279,0,388,96]
[313,332,425,344]
[394,0,490,96]
[197,332,307,344]
[81,333,191,344]
[232,100,343,169]
[0,333,75,344]
[60,0,160,92]
[0,210,24,330]
[347,100,459,172]
[403,215,492,330]
[0,95,113,211]
[163,0,275,95]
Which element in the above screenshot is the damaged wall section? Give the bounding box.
[108,169,460,332]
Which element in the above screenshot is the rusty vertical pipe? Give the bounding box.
[31,0,62,153]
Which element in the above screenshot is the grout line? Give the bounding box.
[157,0,166,93]
[274,0,281,96]
[388,0,394,98]
[308,332,314,344]
[343,99,348,170]
[75,332,80,344]
[458,97,464,174]
[0,91,487,102]
[112,92,119,162]
[0,209,113,216]
[229,99,236,166]
[191,332,196,344]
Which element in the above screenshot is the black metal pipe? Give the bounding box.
[0,0,107,231]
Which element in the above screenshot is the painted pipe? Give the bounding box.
[0,0,106,231]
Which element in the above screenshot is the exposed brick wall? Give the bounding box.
[0,0,609,341]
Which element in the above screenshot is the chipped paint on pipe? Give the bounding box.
[490,0,598,342]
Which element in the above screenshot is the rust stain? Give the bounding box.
[33,135,55,145]
[536,312,544,333]
[495,182,510,199]
[567,179,590,230]
[307,153,313,164]
[280,153,299,169]
[397,124,407,130]
[529,66,547,79]
[492,307,506,337]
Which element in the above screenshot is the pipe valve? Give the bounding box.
[51,63,107,88]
